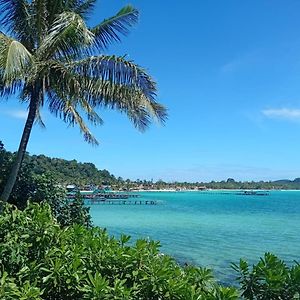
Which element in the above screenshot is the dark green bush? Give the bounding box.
[233,253,300,299]
[8,172,91,228]
[0,203,238,299]
[1,202,300,299]
[0,143,91,227]
[57,192,92,228]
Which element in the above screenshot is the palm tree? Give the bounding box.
[0,0,167,203]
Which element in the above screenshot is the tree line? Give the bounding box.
[2,142,300,191]
[0,142,117,188]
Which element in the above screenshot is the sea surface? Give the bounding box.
[89,190,300,284]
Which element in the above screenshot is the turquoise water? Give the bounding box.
[89,191,300,284]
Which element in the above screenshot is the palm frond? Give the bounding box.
[84,79,167,131]
[34,109,46,128]
[43,0,96,23]
[43,60,83,98]
[78,96,103,126]
[53,55,167,129]
[0,0,34,49]
[37,11,94,60]
[44,59,166,131]
[55,55,167,128]
[47,89,99,145]
[43,61,103,140]
[0,78,24,97]
[91,5,138,50]
[74,0,96,18]
[0,33,32,85]
[69,55,157,101]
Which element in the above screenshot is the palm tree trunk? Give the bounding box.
[0,98,38,203]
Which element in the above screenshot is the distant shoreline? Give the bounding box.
[130,189,300,192]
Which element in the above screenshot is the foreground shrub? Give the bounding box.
[0,144,91,228]
[233,253,300,299]
[0,203,238,299]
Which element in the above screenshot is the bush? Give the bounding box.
[0,144,91,227]
[8,172,91,228]
[233,253,300,299]
[0,203,238,299]
[57,192,92,228]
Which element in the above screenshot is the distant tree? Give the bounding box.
[227,178,235,183]
[0,0,167,203]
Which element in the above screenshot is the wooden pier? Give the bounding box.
[195,191,270,196]
[87,198,158,205]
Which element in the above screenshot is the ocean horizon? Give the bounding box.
[89,190,300,284]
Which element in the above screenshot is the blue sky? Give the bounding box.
[2,0,300,182]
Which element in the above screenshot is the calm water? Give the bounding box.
[89,191,300,284]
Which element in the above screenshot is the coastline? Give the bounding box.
[130,189,300,192]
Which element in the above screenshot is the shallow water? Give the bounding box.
[89,191,300,284]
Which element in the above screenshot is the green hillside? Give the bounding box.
[0,144,117,187]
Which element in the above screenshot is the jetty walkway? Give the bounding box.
[86,198,158,205]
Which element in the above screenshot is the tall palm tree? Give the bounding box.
[0,0,167,203]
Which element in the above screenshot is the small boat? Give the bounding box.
[236,190,269,196]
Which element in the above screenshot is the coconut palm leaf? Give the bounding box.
[74,0,96,17]
[44,60,83,98]
[38,11,94,60]
[5,0,34,51]
[45,61,103,127]
[0,0,33,44]
[50,58,166,128]
[91,5,138,50]
[34,109,46,128]
[43,0,96,21]
[69,55,157,101]
[0,33,32,85]
[82,78,167,128]
[101,88,165,131]
[47,89,99,145]
[46,61,166,131]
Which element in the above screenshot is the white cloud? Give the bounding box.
[220,59,242,73]
[220,51,259,74]
[5,110,28,119]
[262,108,300,121]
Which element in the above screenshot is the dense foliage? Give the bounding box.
[233,253,300,299]
[24,154,117,186]
[0,202,299,299]
[0,143,91,227]
[0,203,238,300]
[0,147,116,187]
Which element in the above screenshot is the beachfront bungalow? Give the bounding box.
[197,186,207,191]
[66,184,77,192]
